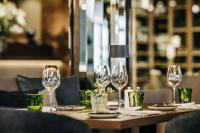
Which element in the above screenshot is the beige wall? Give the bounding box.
[20,0,42,42]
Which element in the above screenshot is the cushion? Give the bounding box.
[0,89,38,108]
[16,75,80,105]
[79,77,93,90]
[16,75,44,92]
[56,76,80,105]
[177,75,200,103]
[144,89,172,104]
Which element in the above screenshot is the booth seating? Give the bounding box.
[0,108,92,133]
[165,111,200,133]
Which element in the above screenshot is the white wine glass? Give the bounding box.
[42,65,60,111]
[167,65,182,104]
[111,63,128,110]
[95,65,110,87]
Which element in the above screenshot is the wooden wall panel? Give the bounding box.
[73,0,80,75]
[42,0,70,76]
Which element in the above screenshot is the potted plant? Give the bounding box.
[90,82,112,112]
[80,82,112,112]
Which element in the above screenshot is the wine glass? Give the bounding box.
[42,65,60,111]
[95,65,110,87]
[111,63,128,109]
[167,65,182,104]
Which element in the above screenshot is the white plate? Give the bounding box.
[87,112,121,119]
[175,102,195,107]
[56,105,86,111]
[121,110,161,116]
[147,105,177,111]
[124,106,142,111]
[42,106,56,112]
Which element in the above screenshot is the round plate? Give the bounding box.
[128,106,142,111]
[56,105,86,111]
[147,105,177,111]
[175,102,195,107]
[87,112,121,119]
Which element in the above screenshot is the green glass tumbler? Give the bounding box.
[178,88,192,103]
[79,90,91,107]
[26,94,43,111]
[128,91,144,107]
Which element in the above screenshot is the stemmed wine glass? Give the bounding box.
[95,65,110,87]
[167,65,182,104]
[111,63,128,109]
[42,65,60,111]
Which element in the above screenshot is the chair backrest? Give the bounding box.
[165,111,200,133]
[0,109,92,133]
[144,89,172,104]
[177,75,200,103]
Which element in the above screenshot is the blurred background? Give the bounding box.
[0,0,199,89]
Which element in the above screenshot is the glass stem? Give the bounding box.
[172,86,176,104]
[49,91,53,111]
[118,90,121,109]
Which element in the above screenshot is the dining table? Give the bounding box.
[0,105,198,133]
[54,107,198,133]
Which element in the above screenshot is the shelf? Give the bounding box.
[137,62,149,68]
[137,41,148,44]
[192,50,200,56]
[137,76,148,82]
[139,27,148,32]
[192,63,200,68]
[193,27,200,32]
[155,62,167,68]
[173,5,186,10]
[136,8,148,18]
[175,63,187,68]
[137,52,148,56]
[154,14,167,20]
[176,50,187,56]
[173,27,186,33]
[155,62,186,68]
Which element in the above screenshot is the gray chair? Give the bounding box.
[165,111,200,133]
[177,75,200,103]
[0,109,92,133]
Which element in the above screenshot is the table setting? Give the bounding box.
[20,64,199,121]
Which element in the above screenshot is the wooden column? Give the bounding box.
[130,0,137,88]
[186,0,193,73]
[167,1,174,66]
[72,0,80,75]
[148,0,154,70]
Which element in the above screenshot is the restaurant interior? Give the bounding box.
[0,0,200,133]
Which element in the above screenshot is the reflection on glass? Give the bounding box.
[167,65,182,104]
[95,65,110,87]
[42,65,60,111]
[111,63,128,110]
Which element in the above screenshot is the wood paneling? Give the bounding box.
[73,0,80,75]
[42,0,70,76]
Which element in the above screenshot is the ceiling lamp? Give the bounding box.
[192,4,200,14]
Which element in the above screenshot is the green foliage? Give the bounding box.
[79,90,91,107]
[90,82,113,97]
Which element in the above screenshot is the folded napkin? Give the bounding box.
[120,109,161,116]
[107,101,118,106]
[42,106,57,112]
[175,102,195,107]
[177,104,200,110]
